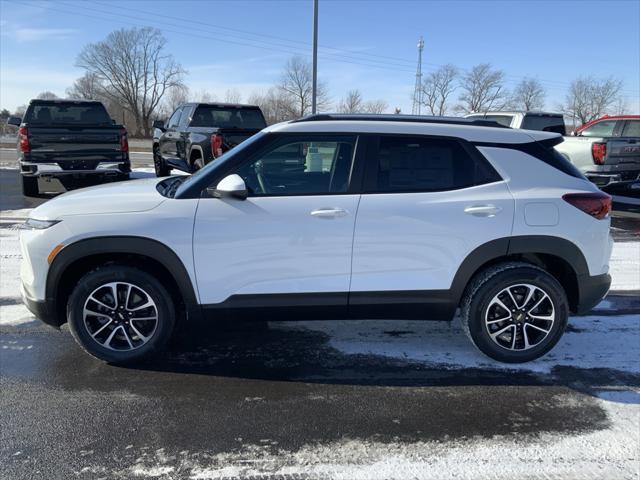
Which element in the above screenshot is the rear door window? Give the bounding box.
[622,120,640,137]
[366,135,500,193]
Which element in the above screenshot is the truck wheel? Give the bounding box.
[460,262,569,363]
[153,146,171,177]
[67,265,176,364]
[21,176,39,197]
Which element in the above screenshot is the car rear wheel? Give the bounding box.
[154,146,171,177]
[67,265,176,364]
[460,262,569,363]
[21,175,39,196]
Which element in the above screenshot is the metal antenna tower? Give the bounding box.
[411,36,424,115]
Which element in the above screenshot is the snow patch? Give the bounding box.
[274,314,640,374]
[183,396,639,479]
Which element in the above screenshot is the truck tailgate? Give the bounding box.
[606,137,640,167]
[26,126,126,166]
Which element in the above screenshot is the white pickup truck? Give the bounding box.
[554,116,640,187]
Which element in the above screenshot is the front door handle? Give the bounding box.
[310,208,349,218]
[464,204,502,217]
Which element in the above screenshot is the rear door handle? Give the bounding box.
[464,204,502,217]
[310,208,349,218]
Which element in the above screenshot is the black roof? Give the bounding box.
[28,98,104,105]
[293,113,509,129]
[182,102,261,109]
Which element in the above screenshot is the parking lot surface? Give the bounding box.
[1,152,639,479]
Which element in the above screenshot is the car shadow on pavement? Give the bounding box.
[124,318,640,399]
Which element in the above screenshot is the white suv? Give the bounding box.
[20,114,613,364]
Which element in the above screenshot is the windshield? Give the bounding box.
[190,105,266,129]
[174,131,268,197]
[25,103,112,126]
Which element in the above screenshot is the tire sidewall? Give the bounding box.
[67,266,175,364]
[467,268,569,363]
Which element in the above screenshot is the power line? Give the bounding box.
[7,0,640,99]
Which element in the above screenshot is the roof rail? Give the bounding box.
[292,113,509,129]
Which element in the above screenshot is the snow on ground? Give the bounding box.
[610,241,640,290]
[274,314,640,374]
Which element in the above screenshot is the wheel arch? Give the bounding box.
[451,236,588,313]
[47,236,201,326]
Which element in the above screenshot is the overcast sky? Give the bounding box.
[1,0,639,113]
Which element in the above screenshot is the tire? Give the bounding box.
[67,265,176,364]
[153,146,171,177]
[21,175,39,197]
[460,262,569,363]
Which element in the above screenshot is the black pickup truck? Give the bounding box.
[8,99,130,196]
[152,103,266,176]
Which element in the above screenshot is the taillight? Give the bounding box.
[18,127,30,153]
[591,142,606,165]
[563,192,611,220]
[120,128,129,153]
[211,134,223,158]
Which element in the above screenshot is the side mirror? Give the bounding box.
[152,119,165,130]
[212,174,248,200]
[7,116,22,127]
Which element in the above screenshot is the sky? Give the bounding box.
[0,0,639,114]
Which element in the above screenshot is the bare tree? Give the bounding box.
[66,73,103,100]
[421,64,458,115]
[338,90,364,113]
[224,88,242,103]
[77,27,185,136]
[457,63,509,113]
[562,76,624,124]
[364,99,388,114]
[511,78,545,111]
[165,85,190,113]
[36,91,59,100]
[279,56,330,117]
[248,87,296,125]
[195,90,217,103]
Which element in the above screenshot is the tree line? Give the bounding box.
[417,63,626,124]
[2,27,631,138]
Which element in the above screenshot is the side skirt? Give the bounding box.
[201,291,457,322]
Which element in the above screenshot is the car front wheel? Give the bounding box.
[461,262,569,363]
[153,146,171,177]
[67,265,175,364]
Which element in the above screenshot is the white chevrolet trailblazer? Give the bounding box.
[20,114,613,364]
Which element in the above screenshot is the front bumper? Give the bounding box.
[575,273,611,314]
[21,285,61,327]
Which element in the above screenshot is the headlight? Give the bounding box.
[19,218,61,230]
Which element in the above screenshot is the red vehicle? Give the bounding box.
[574,114,640,136]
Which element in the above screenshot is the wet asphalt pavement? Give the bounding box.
[1,150,639,479]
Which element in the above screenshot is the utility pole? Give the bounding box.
[311,0,319,114]
[411,36,424,115]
